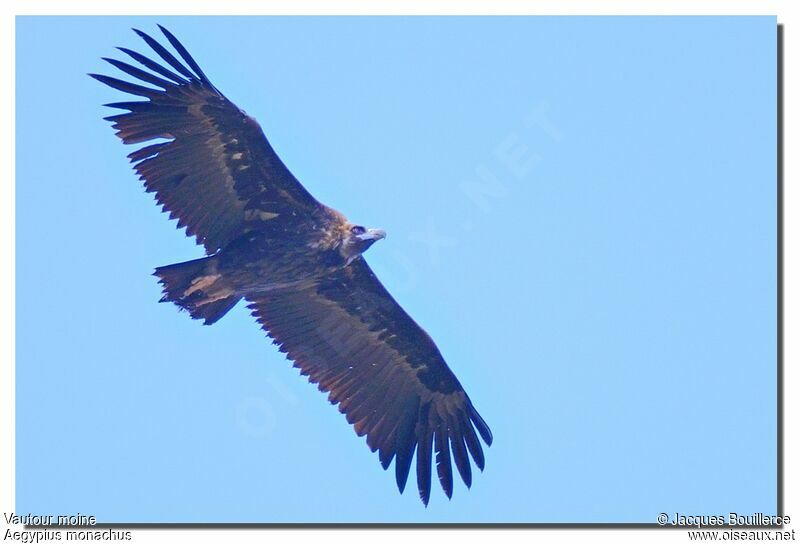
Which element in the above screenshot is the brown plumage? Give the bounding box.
[92,25,492,505]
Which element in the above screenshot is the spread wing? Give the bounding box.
[92,25,322,254]
[247,258,493,505]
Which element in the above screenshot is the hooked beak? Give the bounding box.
[357,228,387,242]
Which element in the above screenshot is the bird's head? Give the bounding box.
[341,223,386,265]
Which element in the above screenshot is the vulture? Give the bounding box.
[91,25,492,505]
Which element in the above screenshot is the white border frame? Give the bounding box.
[3,3,795,545]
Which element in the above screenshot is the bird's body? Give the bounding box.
[93,25,492,505]
[155,207,383,324]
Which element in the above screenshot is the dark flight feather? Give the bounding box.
[102,57,173,89]
[157,24,214,87]
[435,424,454,498]
[132,28,198,81]
[117,46,189,84]
[416,404,434,506]
[89,73,160,98]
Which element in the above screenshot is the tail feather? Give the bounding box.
[154,257,208,302]
[190,294,240,325]
[153,257,241,325]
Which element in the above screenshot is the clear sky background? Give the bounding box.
[16,16,777,523]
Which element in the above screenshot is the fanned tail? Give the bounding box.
[153,257,240,325]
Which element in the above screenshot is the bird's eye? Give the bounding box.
[351,225,366,235]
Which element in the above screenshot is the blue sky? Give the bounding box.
[16,16,777,523]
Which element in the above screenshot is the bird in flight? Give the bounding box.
[92,25,492,505]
